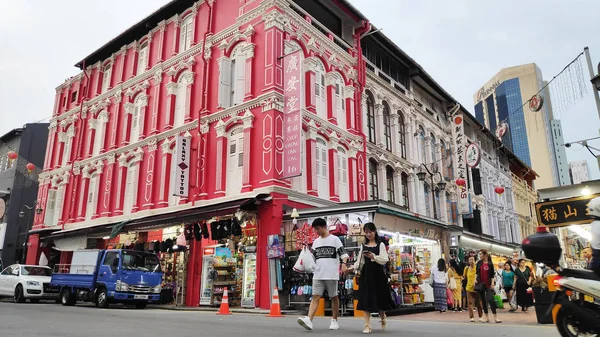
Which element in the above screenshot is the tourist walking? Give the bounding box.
[515,259,533,312]
[475,249,501,323]
[347,222,394,334]
[502,262,516,311]
[431,258,449,313]
[464,255,483,322]
[448,259,463,312]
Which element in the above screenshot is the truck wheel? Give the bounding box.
[13,285,25,303]
[60,288,76,306]
[135,302,148,309]
[95,289,109,308]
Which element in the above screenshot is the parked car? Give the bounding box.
[0,264,59,303]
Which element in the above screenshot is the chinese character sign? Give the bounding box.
[451,114,471,214]
[535,194,600,227]
[282,50,302,179]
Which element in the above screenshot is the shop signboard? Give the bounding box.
[171,135,191,198]
[536,194,600,228]
[451,114,471,214]
[281,50,302,179]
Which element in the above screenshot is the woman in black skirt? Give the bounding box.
[348,222,393,334]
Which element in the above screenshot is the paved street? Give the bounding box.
[0,302,559,337]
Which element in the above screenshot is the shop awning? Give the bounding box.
[282,200,448,229]
[458,232,519,256]
[124,194,270,232]
[53,236,88,251]
[29,226,62,234]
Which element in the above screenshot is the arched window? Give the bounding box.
[337,147,349,202]
[123,164,139,215]
[101,63,112,94]
[130,96,144,144]
[401,172,409,209]
[86,175,99,221]
[314,62,326,119]
[369,159,379,200]
[383,103,392,151]
[398,112,406,159]
[430,133,436,164]
[386,166,395,203]
[226,127,244,195]
[418,126,426,163]
[137,41,148,75]
[316,138,329,199]
[366,93,376,144]
[218,45,246,108]
[174,74,189,127]
[179,15,194,53]
[335,76,346,129]
[423,183,431,217]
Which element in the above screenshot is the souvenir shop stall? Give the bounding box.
[550,225,592,269]
[198,213,259,308]
[457,234,517,266]
[280,211,368,316]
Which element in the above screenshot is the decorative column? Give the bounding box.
[122,102,134,145]
[110,90,122,149]
[243,32,255,100]
[102,155,116,217]
[241,110,254,193]
[377,163,387,202]
[390,109,400,155]
[408,173,417,213]
[214,120,227,196]
[262,9,285,93]
[375,103,385,148]
[439,190,448,223]
[328,138,340,202]
[305,127,319,196]
[191,4,199,47]
[137,94,149,139]
[325,72,337,125]
[408,113,417,162]
[165,82,178,129]
[76,167,89,221]
[45,123,57,169]
[348,148,358,201]
[182,72,195,123]
[345,86,356,131]
[157,23,166,62]
[114,155,129,216]
[172,17,181,56]
[393,171,402,207]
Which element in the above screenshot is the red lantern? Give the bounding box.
[456,178,466,187]
[26,163,35,173]
[7,151,17,160]
[495,186,505,196]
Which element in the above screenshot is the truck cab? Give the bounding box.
[52,249,162,309]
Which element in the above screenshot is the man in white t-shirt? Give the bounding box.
[297,218,349,331]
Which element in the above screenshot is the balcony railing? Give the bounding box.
[365,59,408,96]
[288,1,352,54]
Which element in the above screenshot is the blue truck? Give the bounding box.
[51,249,163,309]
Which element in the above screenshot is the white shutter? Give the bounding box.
[53,187,64,225]
[124,166,137,214]
[186,20,193,51]
[179,23,187,52]
[338,152,349,202]
[62,141,71,166]
[233,56,245,105]
[131,104,141,143]
[218,58,232,108]
[137,45,148,75]
[237,136,244,167]
[86,177,97,221]
[92,125,103,156]
[102,66,112,93]
[337,84,346,129]
[174,83,186,127]
[44,189,57,225]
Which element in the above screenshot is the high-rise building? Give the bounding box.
[544,82,571,186]
[473,64,562,189]
[569,160,591,184]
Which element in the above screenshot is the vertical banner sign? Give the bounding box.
[171,135,191,197]
[282,50,302,179]
[452,114,471,214]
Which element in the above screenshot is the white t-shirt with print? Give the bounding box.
[311,234,349,280]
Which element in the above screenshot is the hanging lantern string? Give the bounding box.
[0,139,41,183]
[493,52,585,135]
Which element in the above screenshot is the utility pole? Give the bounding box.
[584,47,600,121]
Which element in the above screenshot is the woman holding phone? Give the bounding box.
[347,222,393,334]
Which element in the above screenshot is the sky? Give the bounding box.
[1,0,600,182]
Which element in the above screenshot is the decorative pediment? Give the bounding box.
[166,57,196,78]
[89,97,112,115]
[117,147,144,167]
[82,160,105,179]
[125,80,151,98]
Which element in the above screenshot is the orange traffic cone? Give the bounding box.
[216,287,232,315]
[266,287,284,317]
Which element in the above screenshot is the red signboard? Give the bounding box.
[282,50,302,179]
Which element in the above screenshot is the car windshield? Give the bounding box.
[21,266,52,277]
[121,251,161,272]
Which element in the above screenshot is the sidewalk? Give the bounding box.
[390,307,545,326]
[148,304,301,315]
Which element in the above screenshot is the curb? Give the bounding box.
[148,305,300,315]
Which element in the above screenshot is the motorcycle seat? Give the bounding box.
[562,268,600,281]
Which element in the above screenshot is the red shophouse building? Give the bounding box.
[26,0,376,309]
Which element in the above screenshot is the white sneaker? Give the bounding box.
[329,319,340,330]
[298,316,313,331]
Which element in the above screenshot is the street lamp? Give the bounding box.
[19,201,42,263]
[417,163,446,219]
